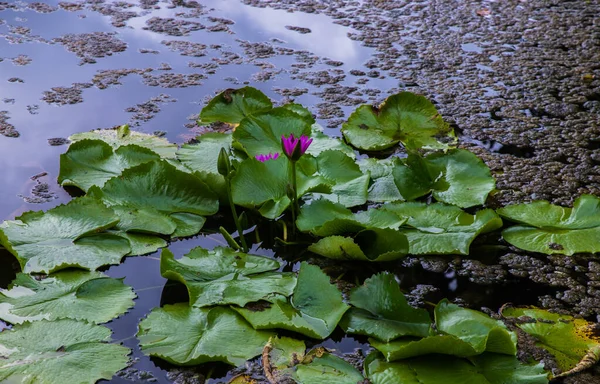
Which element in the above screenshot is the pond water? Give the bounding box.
[1,0,599,383]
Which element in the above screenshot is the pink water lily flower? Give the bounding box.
[281,134,312,161]
[255,152,280,162]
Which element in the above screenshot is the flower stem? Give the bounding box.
[290,160,299,234]
[226,178,249,253]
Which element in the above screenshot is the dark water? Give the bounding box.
[1,0,599,382]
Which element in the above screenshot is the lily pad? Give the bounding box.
[109,230,167,256]
[341,92,455,151]
[306,129,355,158]
[262,337,364,384]
[231,156,329,219]
[198,87,273,125]
[0,197,130,273]
[0,319,130,384]
[435,299,517,355]
[370,299,516,360]
[382,202,503,255]
[234,262,350,339]
[313,150,370,207]
[297,199,405,237]
[233,107,311,157]
[88,160,218,236]
[160,247,296,307]
[138,304,274,366]
[365,352,548,384]
[69,124,177,158]
[0,271,135,324]
[497,195,600,255]
[393,150,495,208]
[59,140,160,192]
[308,229,409,262]
[501,306,600,375]
[358,157,403,202]
[340,273,431,342]
[177,132,233,199]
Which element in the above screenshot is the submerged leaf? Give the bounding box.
[0,271,135,324]
[365,352,548,384]
[160,247,296,307]
[340,273,431,342]
[0,197,130,273]
[498,195,600,255]
[382,202,503,255]
[138,304,274,366]
[59,140,160,192]
[234,262,349,339]
[342,92,455,151]
[262,337,364,384]
[88,160,218,236]
[501,306,600,375]
[69,125,177,158]
[0,319,130,384]
[199,87,273,125]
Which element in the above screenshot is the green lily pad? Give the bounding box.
[393,149,495,208]
[308,228,409,262]
[497,195,600,255]
[501,306,600,375]
[297,199,405,237]
[69,124,177,158]
[88,160,218,236]
[198,86,273,125]
[58,140,160,192]
[365,352,548,384]
[370,299,516,360]
[369,334,487,361]
[177,132,233,199]
[341,92,455,151]
[160,247,296,307]
[0,271,135,324]
[0,197,130,273]
[313,150,370,207]
[382,202,503,255]
[109,230,167,256]
[138,304,274,366]
[233,107,312,157]
[306,129,355,158]
[340,273,431,342]
[435,299,517,355]
[231,156,329,219]
[234,262,350,339]
[0,319,130,384]
[358,157,403,203]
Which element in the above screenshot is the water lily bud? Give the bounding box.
[286,183,295,201]
[217,147,231,177]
